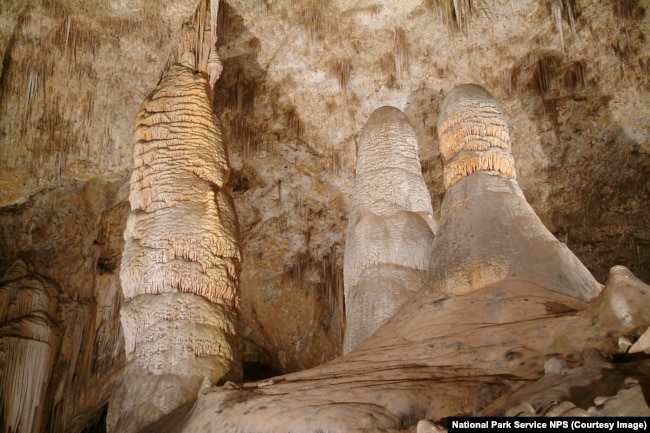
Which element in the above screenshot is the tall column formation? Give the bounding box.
[343,106,437,354]
[429,84,601,300]
[0,261,59,433]
[106,52,242,433]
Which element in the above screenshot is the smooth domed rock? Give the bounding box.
[343,106,436,354]
[429,84,602,301]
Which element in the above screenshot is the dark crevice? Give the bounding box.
[80,404,107,433]
[243,361,281,382]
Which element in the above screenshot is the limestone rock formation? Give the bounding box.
[429,84,602,300]
[436,84,517,189]
[0,1,649,432]
[484,266,650,418]
[106,52,242,433]
[343,106,436,354]
[494,349,650,417]
[179,85,647,432]
[0,179,130,433]
[0,261,59,433]
[181,266,650,432]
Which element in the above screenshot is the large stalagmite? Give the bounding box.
[106,53,242,433]
[429,84,602,300]
[342,106,436,354]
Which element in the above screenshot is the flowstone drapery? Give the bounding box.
[0,261,59,433]
[343,106,436,354]
[106,52,242,433]
[179,85,650,432]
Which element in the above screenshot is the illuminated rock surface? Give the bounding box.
[343,106,435,354]
[107,52,242,433]
[429,84,602,300]
[0,1,649,431]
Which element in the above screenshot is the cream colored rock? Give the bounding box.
[504,402,536,417]
[417,419,447,433]
[437,84,516,189]
[178,0,221,87]
[629,327,650,354]
[343,106,436,354]
[429,84,602,301]
[107,56,242,433]
[588,379,650,417]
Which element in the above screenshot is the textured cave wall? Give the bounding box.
[214,0,650,281]
[211,0,650,372]
[0,0,649,430]
[199,0,649,377]
[0,1,201,431]
[0,179,128,433]
[0,0,202,204]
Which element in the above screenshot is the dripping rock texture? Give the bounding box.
[437,84,516,188]
[0,262,59,433]
[343,106,436,354]
[0,1,649,431]
[429,84,602,301]
[107,57,242,433]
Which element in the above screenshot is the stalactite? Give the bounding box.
[428,0,472,34]
[329,58,352,99]
[342,106,436,354]
[179,0,222,86]
[550,0,576,53]
[392,27,408,81]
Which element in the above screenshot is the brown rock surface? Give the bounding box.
[0,261,59,433]
[181,267,650,432]
[0,178,128,433]
[0,1,648,431]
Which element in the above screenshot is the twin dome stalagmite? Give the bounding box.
[344,84,602,356]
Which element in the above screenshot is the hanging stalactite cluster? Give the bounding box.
[0,262,59,433]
